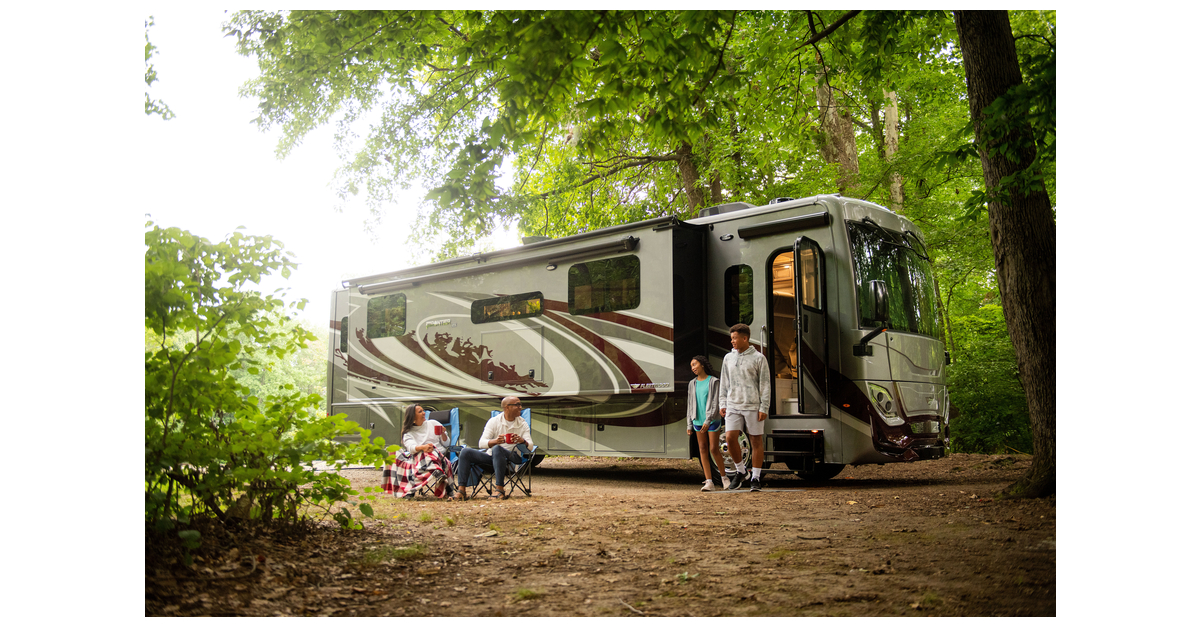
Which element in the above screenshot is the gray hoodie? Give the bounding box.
[717,345,772,415]
[685,376,721,432]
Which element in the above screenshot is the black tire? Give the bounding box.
[813,463,845,480]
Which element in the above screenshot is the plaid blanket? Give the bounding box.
[382,449,454,498]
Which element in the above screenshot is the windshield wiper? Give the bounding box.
[861,217,924,257]
[902,229,930,261]
[861,217,901,244]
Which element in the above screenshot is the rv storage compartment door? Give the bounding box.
[478,327,545,385]
[594,403,667,454]
[547,405,593,454]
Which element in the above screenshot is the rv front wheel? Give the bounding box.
[811,463,845,480]
[719,430,752,475]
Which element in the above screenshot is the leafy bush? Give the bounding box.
[945,304,1031,454]
[145,223,385,536]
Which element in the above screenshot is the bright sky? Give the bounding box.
[141,9,521,329]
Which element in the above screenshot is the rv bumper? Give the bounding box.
[913,444,944,460]
[886,442,945,462]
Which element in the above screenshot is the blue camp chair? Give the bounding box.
[390,407,462,498]
[464,408,538,499]
[424,408,462,465]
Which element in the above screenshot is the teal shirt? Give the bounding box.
[692,377,711,428]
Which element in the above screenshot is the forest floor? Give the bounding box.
[145,453,1055,617]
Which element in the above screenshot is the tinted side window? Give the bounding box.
[472,291,544,324]
[568,256,640,315]
[798,246,822,311]
[367,293,407,338]
[724,264,753,326]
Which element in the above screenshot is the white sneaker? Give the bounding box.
[701,480,715,492]
[721,475,732,490]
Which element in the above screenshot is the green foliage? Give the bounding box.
[938,10,1055,221]
[145,16,174,120]
[360,544,426,565]
[227,314,328,414]
[945,305,1031,454]
[513,587,544,601]
[145,223,386,537]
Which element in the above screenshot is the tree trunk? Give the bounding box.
[884,90,904,213]
[677,142,705,212]
[955,10,1055,498]
[814,52,859,194]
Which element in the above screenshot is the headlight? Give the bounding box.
[868,383,905,427]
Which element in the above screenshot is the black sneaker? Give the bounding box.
[749,477,761,492]
[729,471,746,490]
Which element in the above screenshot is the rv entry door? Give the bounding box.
[795,237,829,416]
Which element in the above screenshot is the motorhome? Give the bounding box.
[327,194,948,478]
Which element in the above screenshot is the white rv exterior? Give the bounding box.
[327,194,948,476]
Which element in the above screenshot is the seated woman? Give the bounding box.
[383,404,455,499]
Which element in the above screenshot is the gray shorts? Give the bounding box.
[724,409,765,436]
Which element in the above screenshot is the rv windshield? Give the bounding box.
[847,222,942,339]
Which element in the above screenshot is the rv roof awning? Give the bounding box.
[355,236,640,295]
[737,211,830,240]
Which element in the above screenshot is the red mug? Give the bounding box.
[433,425,444,435]
[504,433,514,444]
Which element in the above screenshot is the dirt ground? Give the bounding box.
[145,453,1055,617]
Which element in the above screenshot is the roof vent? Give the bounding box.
[768,197,794,205]
[698,201,754,217]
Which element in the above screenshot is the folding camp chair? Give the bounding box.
[383,408,463,499]
[424,408,463,465]
[463,408,538,499]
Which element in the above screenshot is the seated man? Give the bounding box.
[455,396,531,500]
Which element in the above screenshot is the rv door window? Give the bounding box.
[724,264,754,326]
[472,291,545,324]
[568,256,640,315]
[366,292,407,338]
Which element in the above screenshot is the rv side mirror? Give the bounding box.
[870,280,890,324]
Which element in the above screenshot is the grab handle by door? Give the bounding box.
[760,325,767,354]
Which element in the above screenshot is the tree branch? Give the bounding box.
[1013,33,1054,49]
[798,10,861,49]
[691,12,738,108]
[536,154,679,200]
[430,73,510,143]
[533,13,606,123]
[436,16,470,42]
